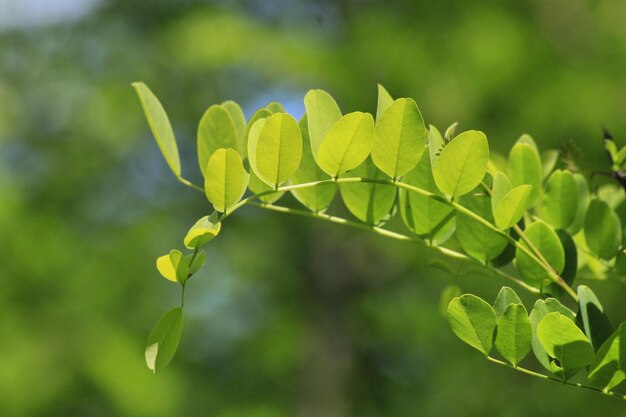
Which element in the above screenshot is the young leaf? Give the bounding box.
[304,89,342,162]
[399,148,455,244]
[204,148,249,213]
[541,169,578,230]
[455,190,508,262]
[515,221,564,288]
[197,105,239,176]
[183,215,221,249]
[187,250,206,276]
[221,100,246,155]
[317,112,375,177]
[433,131,489,198]
[132,82,181,177]
[290,116,336,212]
[248,171,284,204]
[428,125,445,172]
[529,298,576,373]
[493,286,522,318]
[507,137,543,207]
[537,312,595,379]
[376,84,394,123]
[577,285,613,352]
[491,171,531,229]
[584,199,622,260]
[495,303,532,366]
[447,294,497,355]
[156,249,188,283]
[588,323,626,391]
[248,113,302,188]
[339,158,397,225]
[145,307,184,374]
[243,108,272,158]
[371,98,426,178]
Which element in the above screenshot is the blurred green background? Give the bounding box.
[3,0,626,415]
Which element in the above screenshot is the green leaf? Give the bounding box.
[221,100,246,155]
[248,170,284,204]
[542,229,578,297]
[537,312,595,379]
[495,303,532,365]
[493,286,522,318]
[317,112,375,177]
[598,183,626,209]
[447,294,496,355]
[439,284,462,317]
[507,138,543,207]
[577,285,613,352]
[197,105,239,176]
[428,125,445,172]
[186,250,206,276]
[376,84,394,123]
[145,307,184,374]
[290,116,336,212]
[529,298,576,372]
[589,323,626,391]
[265,101,286,114]
[243,108,272,158]
[340,158,397,225]
[371,98,426,178]
[541,169,578,230]
[399,148,455,244]
[584,199,622,260]
[183,215,221,249]
[541,149,560,178]
[156,249,188,283]
[248,113,302,188]
[204,148,249,213]
[303,89,342,162]
[515,221,564,288]
[491,171,531,229]
[132,82,181,177]
[567,173,590,235]
[433,131,489,197]
[456,190,508,262]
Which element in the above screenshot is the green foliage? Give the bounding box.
[507,136,543,207]
[303,89,342,162]
[584,199,622,260]
[198,105,239,176]
[515,221,564,288]
[493,286,522,318]
[495,303,532,366]
[447,294,496,355]
[145,307,184,374]
[577,285,613,352]
[491,171,531,230]
[156,249,189,284]
[204,148,249,213]
[433,131,489,198]
[541,169,578,230]
[184,215,221,249]
[589,323,626,391]
[529,298,576,373]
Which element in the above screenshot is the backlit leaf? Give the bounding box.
[515,221,564,288]
[183,215,221,249]
[204,148,249,213]
[156,249,188,283]
[197,105,239,176]
[589,323,626,391]
[507,136,543,207]
[145,307,184,374]
[376,84,393,123]
[577,285,613,352]
[491,171,531,229]
[585,199,622,260]
[447,294,496,355]
[495,303,532,365]
[529,298,576,373]
[541,169,578,230]
[304,89,342,162]
[493,286,522,318]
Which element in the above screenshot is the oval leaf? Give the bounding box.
[493,286,522,318]
[156,249,188,283]
[376,84,394,123]
[577,285,613,352]
[433,131,489,197]
[317,112,375,176]
[249,113,302,188]
[184,215,222,249]
[529,298,576,373]
[197,105,239,176]
[515,221,564,288]
[507,139,543,207]
[585,199,622,260]
[492,172,531,229]
[371,98,426,178]
[541,169,578,230]
[589,323,626,391]
[248,171,284,204]
[495,303,532,365]
[447,294,496,355]
[145,307,184,374]
[132,82,181,177]
[221,100,246,155]
[204,148,250,213]
[304,89,342,162]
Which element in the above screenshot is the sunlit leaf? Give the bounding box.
[186,250,206,276]
[183,215,221,249]
[491,171,531,229]
[541,169,578,230]
[529,298,576,373]
[584,199,622,260]
[541,149,560,178]
[447,294,496,355]
[145,307,184,374]
[221,100,246,155]
[248,170,284,204]
[197,105,239,176]
[264,101,285,114]
[567,173,589,235]
[376,84,393,123]
[433,131,489,198]
[507,136,543,207]
[428,125,445,172]
[589,323,626,391]
[132,82,181,177]
[204,148,249,213]
[371,98,426,178]
[304,89,342,162]
[577,285,613,352]
[243,108,272,158]
[495,303,532,366]
[493,286,522,318]
[515,221,564,288]
[156,249,188,283]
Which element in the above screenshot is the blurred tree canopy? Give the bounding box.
[2,0,626,415]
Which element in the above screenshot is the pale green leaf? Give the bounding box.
[447,294,496,355]
[221,100,246,155]
[433,131,489,197]
[507,138,543,207]
[541,150,560,178]
[529,298,576,373]
[371,98,426,178]
[428,125,445,172]
[515,221,564,288]
[204,148,249,213]
[495,303,532,365]
[145,307,184,374]
[317,112,375,176]
[156,249,188,283]
[248,170,284,204]
[541,169,578,230]
[376,84,393,123]
[183,215,221,249]
[493,286,522,318]
[132,82,181,177]
[537,312,595,379]
[265,101,285,114]
[303,89,342,162]
[197,105,239,175]
[492,172,531,229]
[243,108,272,158]
[584,199,622,260]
